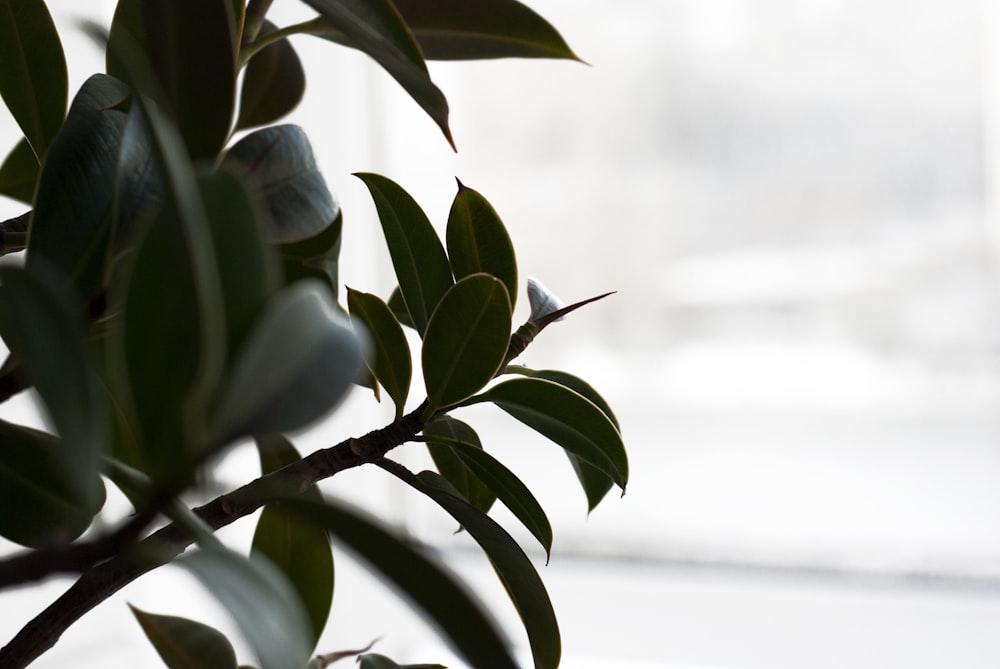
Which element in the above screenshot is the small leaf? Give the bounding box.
[422,274,511,413]
[391,0,582,61]
[302,0,452,147]
[0,137,38,203]
[236,20,306,130]
[358,654,446,669]
[279,211,343,299]
[272,495,520,669]
[399,469,561,669]
[387,286,415,329]
[423,417,494,513]
[130,606,238,669]
[223,125,339,244]
[355,173,453,335]
[212,280,366,441]
[470,377,628,490]
[252,435,334,651]
[0,0,67,159]
[179,547,313,669]
[347,288,412,421]
[446,180,518,310]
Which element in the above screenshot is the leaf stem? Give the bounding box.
[239,18,326,66]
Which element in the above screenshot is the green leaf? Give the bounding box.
[112,106,163,253]
[130,606,239,669]
[391,0,581,61]
[424,423,552,560]
[0,137,38,203]
[223,125,339,244]
[108,0,237,159]
[302,0,452,147]
[446,180,518,310]
[470,377,628,490]
[423,417,494,514]
[0,0,67,160]
[179,546,313,669]
[236,20,306,130]
[252,435,334,651]
[211,280,365,441]
[279,211,343,298]
[270,495,520,669]
[0,420,99,547]
[355,173,453,335]
[358,655,446,669]
[387,286,415,329]
[422,274,511,413]
[347,288,411,421]
[26,74,130,297]
[401,469,561,669]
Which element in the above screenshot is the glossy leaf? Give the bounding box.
[26,74,129,296]
[387,286,414,329]
[358,655,446,669]
[271,495,520,669]
[422,274,511,413]
[212,280,365,441]
[0,0,67,159]
[252,435,333,650]
[391,0,580,61]
[223,125,339,244]
[0,264,106,514]
[403,470,560,669]
[303,0,452,147]
[347,288,411,421]
[112,106,163,253]
[179,547,313,669]
[446,180,518,309]
[236,20,306,130]
[423,416,494,514]
[0,137,38,203]
[108,0,237,159]
[355,173,453,335]
[470,377,628,490]
[130,606,238,669]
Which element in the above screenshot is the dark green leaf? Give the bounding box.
[347,288,411,421]
[423,416,494,514]
[236,20,305,130]
[211,280,365,441]
[470,377,628,490]
[392,0,581,61]
[0,138,38,203]
[401,469,560,669]
[387,286,414,329]
[252,435,334,650]
[301,0,452,147]
[446,180,518,309]
[271,495,520,669]
[224,125,339,243]
[179,547,313,669]
[358,654,446,669]
[112,107,163,253]
[130,606,238,669]
[422,274,511,413]
[279,211,343,298]
[355,173,453,335]
[0,0,67,159]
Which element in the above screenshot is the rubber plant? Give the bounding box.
[0,2,628,668]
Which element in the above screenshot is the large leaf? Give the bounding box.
[446,181,518,310]
[422,274,511,413]
[358,655,445,669]
[107,0,237,159]
[236,20,306,130]
[252,435,334,650]
[355,173,453,335]
[0,0,67,160]
[0,137,38,203]
[26,74,130,296]
[272,495,520,669]
[392,0,581,61]
[302,0,452,147]
[179,547,313,669]
[130,606,239,669]
[469,377,628,490]
[347,288,411,421]
[223,125,339,243]
[423,416,494,514]
[400,469,560,669]
[211,280,365,441]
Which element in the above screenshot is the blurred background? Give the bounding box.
[3,1,1000,667]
